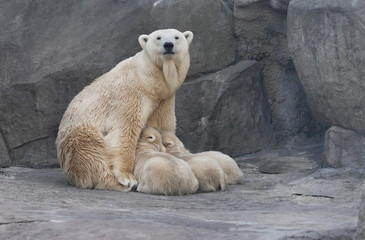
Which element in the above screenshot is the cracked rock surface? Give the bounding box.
[1,141,363,240]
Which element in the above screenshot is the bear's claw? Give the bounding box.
[131,184,138,191]
[116,173,138,191]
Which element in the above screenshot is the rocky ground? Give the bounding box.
[1,137,364,240]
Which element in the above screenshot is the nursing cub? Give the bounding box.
[162,131,243,185]
[134,127,198,195]
[134,127,242,195]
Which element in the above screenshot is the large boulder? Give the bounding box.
[175,60,275,156]
[288,0,365,136]
[323,126,365,169]
[234,0,320,141]
[0,0,235,167]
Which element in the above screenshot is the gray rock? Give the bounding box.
[234,0,321,141]
[150,0,236,78]
[175,60,275,156]
[235,0,289,10]
[0,132,11,167]
[0,154,363,239]
[288,0,365,135]
[269,0,290,11]
[237,133,324,167]
[355,183,365,240]
[323,126,365,169]
[257,156,318,174]
[0,0,235,167]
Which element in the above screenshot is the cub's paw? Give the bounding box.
[115,172,138,191]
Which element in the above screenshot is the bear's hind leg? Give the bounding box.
[95,173,130,192]
[60,125,127,191]
[103,129,138,191]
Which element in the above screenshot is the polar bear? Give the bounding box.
[161,133,226,192]
[162,131,243,185]
[56,29,193,191]
[179,154,227,192]
[134,127,198,195]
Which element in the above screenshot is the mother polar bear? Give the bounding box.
[56,29,193,191]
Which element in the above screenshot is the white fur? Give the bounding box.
[56,29,193,191]
[162,131,243,186]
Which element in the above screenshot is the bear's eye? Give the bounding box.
[175,36,179,40]
[157,37,161,40]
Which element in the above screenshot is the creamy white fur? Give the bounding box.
[56,29,193,191]
[134,127,198,195]
[162,131,243,186]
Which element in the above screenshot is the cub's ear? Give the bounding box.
[163,140,174,147]
[138,34,149,49]
[183,31,193,45]
[146,134,156,142]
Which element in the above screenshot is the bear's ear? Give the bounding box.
[183,31,193,45]
[163,140,174,147]
[146,134,156,142]
[138,34,149,49]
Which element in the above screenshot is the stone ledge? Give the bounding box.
[1,153,363,239]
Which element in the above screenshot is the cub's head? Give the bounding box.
[161,131,186,154]
[138,29,193,65]
[138,127,166,153]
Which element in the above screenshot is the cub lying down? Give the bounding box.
[162,131,243,185]
[161,133,227,192]
[134,127,198,195]
[181,154,227,192]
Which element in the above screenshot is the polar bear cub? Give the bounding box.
[162,132,227,192]
[180,153,227,192]
[162,131,243,185]
[134,127,198,195]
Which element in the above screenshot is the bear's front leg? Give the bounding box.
[106,126,140,191]
[107,99,153,191]
[147,95,176,132]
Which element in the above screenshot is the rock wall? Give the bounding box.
[288,0,365,136]
[287,0,365,169]
[176,61,274,156]
[234,0,321,141]
[0,0,237,167]
[0,0,363,170]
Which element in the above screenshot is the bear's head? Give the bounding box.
[138,127,166,153]
[138,29,193,66]
[161,131,187,155]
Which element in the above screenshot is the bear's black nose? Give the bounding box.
[163,42,174,52]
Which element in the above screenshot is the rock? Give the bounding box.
[355,183,365,240]
[0,0,235,167]
[0,160,363,239]
[0,132,11,167]
[269,0,290,11]
[235,0,289,10]
[234,0,321,141]
[150,0,235,78]
[257,156,318,174]
[237,132,324,167]
[323,126,365,169]
[288,0,365,135]
[175,60,275,156]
